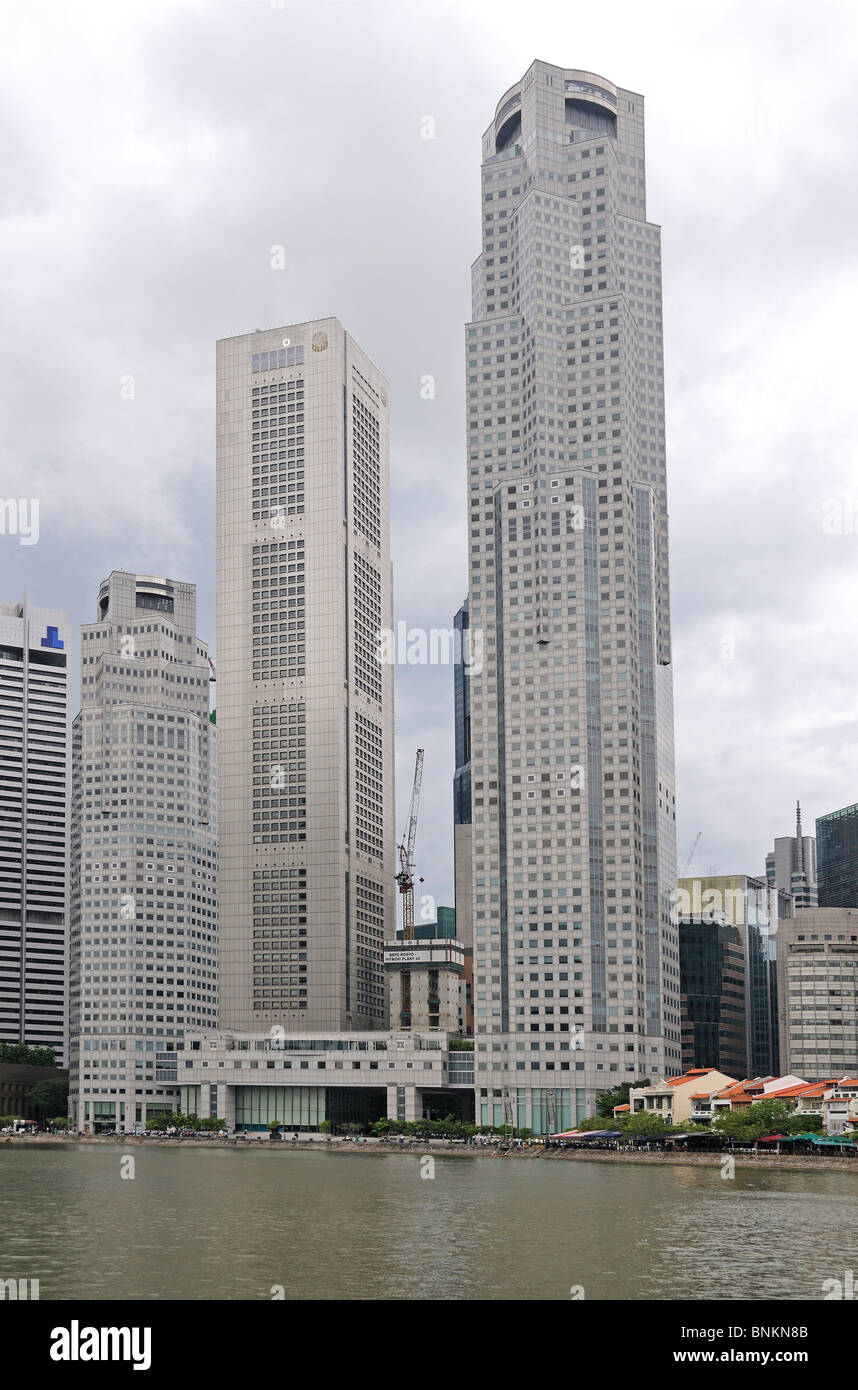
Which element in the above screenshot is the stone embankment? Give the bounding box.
[4,1132,858,1174]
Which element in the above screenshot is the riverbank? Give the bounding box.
[4,1132,858,1174]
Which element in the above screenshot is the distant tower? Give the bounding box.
[765,800,818,908]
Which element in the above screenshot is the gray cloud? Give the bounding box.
[1,0,856,905]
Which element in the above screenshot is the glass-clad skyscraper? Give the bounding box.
[817,803,858,909]
[466,62,679,1129]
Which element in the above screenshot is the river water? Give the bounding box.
[1,1146,855,1300]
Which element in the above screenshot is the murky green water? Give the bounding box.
[1,1145,855,1300]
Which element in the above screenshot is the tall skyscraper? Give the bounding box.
[817,802,858,908]
[216,318,394,1034]
[453,598,473,948]
[466,62,679,1131]
[68,571,217,1133]
[765,801,817,908]
[0,596,70,1064]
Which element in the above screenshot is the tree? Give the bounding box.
[711,1109,767,1142]
[317,1120,332,1133]
[579,1115,615,1132]
[596,1079,650,1118]
[622,1111,672,1139]
[27,1078,68,1119]
[0,1042,56,1067]
[744,1099,797,1133]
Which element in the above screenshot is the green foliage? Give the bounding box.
[595,1079,650,1118]
[621,1111,673,1138]
[27,1078,68,1116]
[145,1110,204,1131]
[0,1042,57,1067]
[782,1111,822,1134]
[448,1038,475,1051]
[371,1116,478,1139]
[48,1117,69,1131]
[711,1109,767,1142]
[317,1120,332,1133]
[744,1099,796,1132]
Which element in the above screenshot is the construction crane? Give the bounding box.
[681,830,703,878]
[396,748,424,941]
[207,657,217,683]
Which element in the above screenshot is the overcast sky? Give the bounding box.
[1,0,857,907]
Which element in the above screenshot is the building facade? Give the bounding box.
[452,599,474,949]
[627,1068,737,1126]
[68,571,218,1133]
[765,801,817,908]
[178,1027,474,1131]
[465,62,679,1130]
[216,319,395,1034]
[776,907,858,1081]
[678,917,747,1078]
[816,803,858,909]
[676,874,791,1078]
[0,597,70,1065]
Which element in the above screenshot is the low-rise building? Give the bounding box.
[165,1028,476,1134]
[625,1068,737,1125]
[821,1078,858,1134]
[689,1074,807,1124]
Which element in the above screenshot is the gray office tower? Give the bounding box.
[216,319,395,1034]
[0,597,71,1065]
[765,801,817,908]
[466,62,679,1131]
[68,572,217,1133]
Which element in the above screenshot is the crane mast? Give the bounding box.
[396,748,424,941]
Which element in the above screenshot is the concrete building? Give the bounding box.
[765,801,817,908]
[678,916,746,1078]
[216,319,394,1035]
[775,907,858,1081]
[466,62,679,1132]
[687,1073,808,1125]
[816,803,858,909]
[385,933,466,1034]
[676,875,792,1078]
[626,1067,737,1126]
[820,1078,858,1134]
[0,596,71,1065]
[178,1027,475,1131]
[68,571,217,1133]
